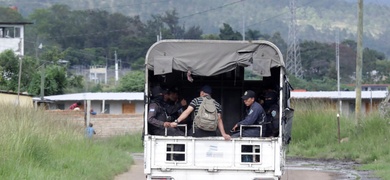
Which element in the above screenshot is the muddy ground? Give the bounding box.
[284,157,381,180]
[115,154,381,180]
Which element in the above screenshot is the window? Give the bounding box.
[104,104,110,114]
[241,144,261,163]
[166,143,186,162]
[57,104,65,110]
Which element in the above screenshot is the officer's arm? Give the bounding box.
[176,105,194,123]
[237,108,260,126]
[147,103,164,128]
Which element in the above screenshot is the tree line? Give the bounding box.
[0,5,389,96]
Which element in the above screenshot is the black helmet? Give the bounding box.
[151,86,167,98]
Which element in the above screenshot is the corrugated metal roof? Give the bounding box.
[291,91,388,99]
[32,92,144,101]
[32,91,388,101]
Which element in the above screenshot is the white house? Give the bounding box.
[33,92,144,114]
[0,22,32,56]
[291,91,388,116]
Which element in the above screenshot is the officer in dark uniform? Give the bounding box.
[147,86,184,136]
[263,90,280,137]
[231,90,266,138]
[164,87,187,120]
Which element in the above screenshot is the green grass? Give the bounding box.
[0,104,143,180]
[288,100,390,179]
[4,100,389,179]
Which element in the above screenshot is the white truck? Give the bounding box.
[143,40,294,180]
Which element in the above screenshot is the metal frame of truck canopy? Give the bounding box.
[143,40,293,180]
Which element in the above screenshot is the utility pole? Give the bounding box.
[355,0,363,125]
[242,0,245,41]
[105,55,108,84]
[115,51,118,86]
[17,55,22,106]
[37,43,44,101]
[336,29,341,115]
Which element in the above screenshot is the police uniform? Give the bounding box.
[265,104,279,137]
[231,101,266,137]
[147,94,184,136]
[262,90,279,137]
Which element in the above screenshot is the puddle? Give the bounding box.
[286,157,381,180]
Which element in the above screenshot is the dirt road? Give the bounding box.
[115,154,379,180]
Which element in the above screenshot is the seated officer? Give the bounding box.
[231,90,266,138]
[147,86,184,136]
[263,90,280,137]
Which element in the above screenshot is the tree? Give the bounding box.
[362,48,386,83]
[116,71,145,92]
[184,25,203,39]
[0,50,21,91]
[0,6,25,22]
[201,34,220,40]
[28,65,68,96]
[219,23,242,40]
[245,29,261,41]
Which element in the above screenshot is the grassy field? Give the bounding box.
[288,100,390,179]
[0,104,143,180]
[2,100,389,179]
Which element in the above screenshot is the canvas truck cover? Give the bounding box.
[145,40,285,76]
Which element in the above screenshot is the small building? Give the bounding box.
[346,84,389,91]
[0,22,32,56]
[291,91,388,116]
[33,92,144,114]
[0,90,33,107]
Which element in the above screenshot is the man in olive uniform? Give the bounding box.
[263,90,280,137]
[147,86,184,136]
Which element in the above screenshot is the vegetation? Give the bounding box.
[2,99,390,179]
[1,2,390,94]
[288,100,390,179]
[0,103,142,180]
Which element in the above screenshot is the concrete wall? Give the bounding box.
[49,100,144,114]
[48,110,143,137]
[0,93,32,107]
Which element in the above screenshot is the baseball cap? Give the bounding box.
[241,90,256,100]
[200,85,212,94]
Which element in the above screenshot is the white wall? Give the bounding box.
[0,38,21,55]
[135,101,144,113]
[49,100,143,114]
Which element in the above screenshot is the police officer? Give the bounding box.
[147,86,184,136]
[263,90,280,137]
[231,90,266,138]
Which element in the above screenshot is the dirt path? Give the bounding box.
[115,154,380,180]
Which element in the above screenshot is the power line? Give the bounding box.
[179,0,245,19]
[246,1,318,28]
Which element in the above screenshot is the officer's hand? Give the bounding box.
[170,122,178,128]
[222,134,231,141]
[163,122,171,127]
[232,124,238,131]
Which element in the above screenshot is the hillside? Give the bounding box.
[1,0,390,56]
